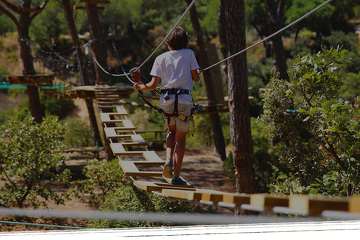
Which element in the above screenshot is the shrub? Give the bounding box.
[0,15,15,35]
[0,115,70,208]
[42,96,76,119]
[77,160,125,207]
[262,49,360,196]
[63,118,94,148]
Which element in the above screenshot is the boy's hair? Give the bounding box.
[166,26,188,50]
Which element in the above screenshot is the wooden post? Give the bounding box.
[84,0,108,85]
[62,0,102,146]
[0,0,50,123]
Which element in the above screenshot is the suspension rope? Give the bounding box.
[86,0,332,82]
[88,47,133,80]
[135,0,197,71]
[201,0,333,72]
[83,0,196,81]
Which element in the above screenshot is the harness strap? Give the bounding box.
[160,88,190,95]
[139,88,202,120]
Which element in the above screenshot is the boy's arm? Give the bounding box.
[134,76,160,92]
[191,69,200,82]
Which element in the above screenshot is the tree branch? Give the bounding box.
[30,0,50,20]
[1,0,22,14]
[0,4,19,26]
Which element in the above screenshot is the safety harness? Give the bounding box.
[131,69,202,120]
[137,88,202,121]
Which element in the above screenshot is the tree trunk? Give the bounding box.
[272,35,288,80]
[18,14,43,123]
[62,0,102,146]
[220,0,255,193]
[85,1,107,85]
[185,0,226,161]
[266,0,288,80]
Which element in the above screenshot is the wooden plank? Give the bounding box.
[100,113,127,122]
[123,119,135,129]
[130,161,164,166]
[110,143,126,155]
[7,74,54,85]
[131,134,145,143]
[109,135,146,145]
[119,161,139,174]
[143,151,163,162]
[289,195,349,216]
[160,189,223,203]
[111,146,161,162]
[121,141,147,147]
[161,189,196,200]
[241,194,288,213]
[349,196,360,213]
[97,101,122,105]
[222,193,250,206]
[193,189,224,202]
[119,161,162,177]
[133,180,195,192]
[104,127,117,138]
[115,105,128,114]
[103,121,136,130]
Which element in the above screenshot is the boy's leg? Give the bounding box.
[163,119,176,178]
[173,130,186,178]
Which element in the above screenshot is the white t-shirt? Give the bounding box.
[150,48,199,89]
[150,48,199,104]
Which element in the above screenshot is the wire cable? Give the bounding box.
[83,0,196,80]
[136,0,197,71]
[201,0,333,72]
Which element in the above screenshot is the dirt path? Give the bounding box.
[158,149,235,192]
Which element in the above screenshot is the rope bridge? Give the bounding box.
[92,85,360,219]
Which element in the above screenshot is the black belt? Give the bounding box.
[160,88,190,95]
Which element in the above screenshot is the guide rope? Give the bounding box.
[86,0,333,82]
[201,0,333,72]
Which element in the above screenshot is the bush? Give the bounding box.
[64,118,94,148]
[77,160,125,207]
[78,160,195,228]
[0,115,70,208]
[262,49,360,196]
[92,186,195,228]
[0,15,15,35]
[42,96,76,119]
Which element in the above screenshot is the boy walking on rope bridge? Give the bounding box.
[133,26,200,185]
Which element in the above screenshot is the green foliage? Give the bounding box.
[0,15,15,35]
[92,185,151,228]
[198,0,220,34]
[251,119,280,192]
[63,118,94,148]
[187,114,213,148]
[268,169,304,194]
[262,49,360,196]
[42,96,76,119]
[30,1,67,47]
[287,0,355,35]
[0,115,70,208]
[80,160,194,228]
[77,160,125,207]
[93,186,195,228]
